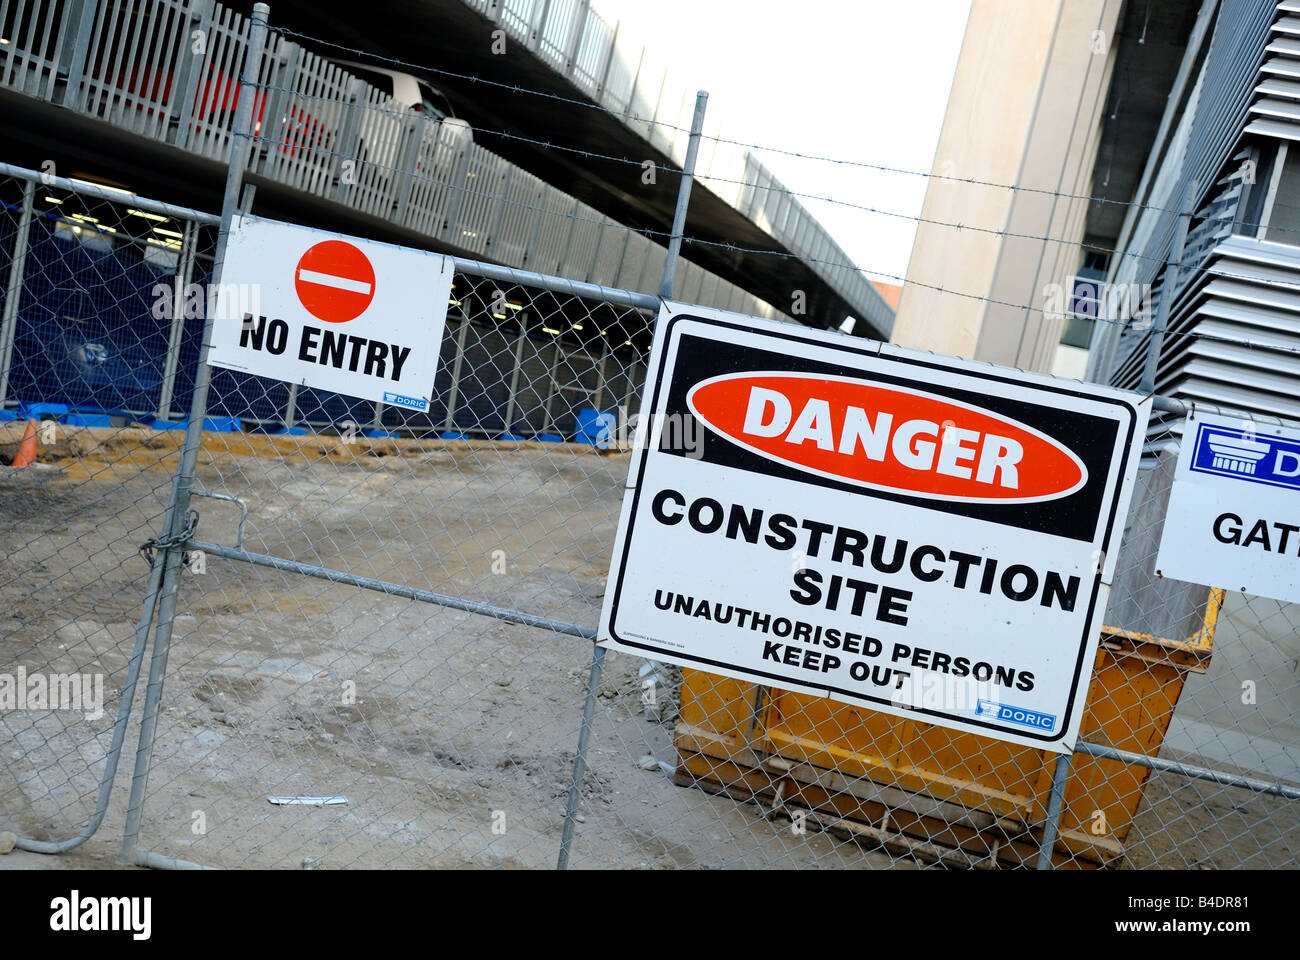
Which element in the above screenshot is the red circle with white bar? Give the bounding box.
[294,240,376,323]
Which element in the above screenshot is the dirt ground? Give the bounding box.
[0,425,1294,870]
[0,426,892,870]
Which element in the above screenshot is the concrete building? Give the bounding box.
[894,0,1200,374]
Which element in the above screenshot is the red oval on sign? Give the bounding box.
[685,372,1087,503]
[294,240,376,324]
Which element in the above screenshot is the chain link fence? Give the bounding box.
[2,159,1297,869]
[1,0,1298,869]
[0,169,219,854]
[113,273,654,869]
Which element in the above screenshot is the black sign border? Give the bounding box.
[606,310,1141,746]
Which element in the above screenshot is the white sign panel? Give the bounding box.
[1156,411,1300,603]
[207,216,453,411]
[599,304,1151,753]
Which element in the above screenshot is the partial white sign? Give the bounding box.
[207,216,453,411]
[1156,411,1300,603]
[599,303,1151,753]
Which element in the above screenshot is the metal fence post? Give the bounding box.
[556,90,709,871]
[283,382,300,431]
[541,339,562,436]
[1036,752,1072,870]
[502,316,526,433]
[393,113,428,225]
[120,1,271,868]
[557,197,581,277]
[564,0,590,78]
[532,0,553,46]
[592,341,610,412]
[522,184,550,269]
[1139,179,1197,396]
[557,644,605,869]
[486,165,515,258]
[333,78,365,205]
[173,0,217,151]
[623,46,645,120]
[442,141,477,247]
[443,313,469,432]
[659,91,709,299]
[156,220,200,420]
[0,179,35,409]
[596,19,618,97]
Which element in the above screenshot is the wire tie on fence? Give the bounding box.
[139,510,200,567]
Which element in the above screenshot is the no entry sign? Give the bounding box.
[295,240,377,323]
[207,217,453,411]
[598,304,1151,752]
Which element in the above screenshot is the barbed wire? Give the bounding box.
[228,125,1300,365]
[243,130,675,240]
[267,24,1229,226]
[675,231,1300,356]
[26,122,1297,366]
[55,22,1293,364]
[240,125,1090,319]
[235,102,1189,289]
[238,74,1300,275]
[467,125,1202,268]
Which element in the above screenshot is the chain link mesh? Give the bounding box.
[100,273,651,868]
[1,177,1298,870]
[555,412,1298,870]
[0,173,217,855]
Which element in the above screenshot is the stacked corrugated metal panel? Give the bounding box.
[1246,1,1300,141]
[1106,1,1300,424]
[1136,235,1300,422]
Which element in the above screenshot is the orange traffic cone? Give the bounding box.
[11,419,37,468]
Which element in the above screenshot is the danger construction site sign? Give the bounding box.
[599,303,1151,753]
[207,216,453,411]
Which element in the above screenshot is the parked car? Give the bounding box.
[320,59,473,214]
[325,59,471,138]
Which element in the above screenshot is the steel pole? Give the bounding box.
[0,180,35,409]
[120,1,271,865]
[1036,753,1072,870]
[557,644,606,869]
[659,91,709,299]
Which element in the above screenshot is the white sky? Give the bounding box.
[590,0,972,287]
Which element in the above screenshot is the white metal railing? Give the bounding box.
[461,0,894,336]
[0,0,892,331]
